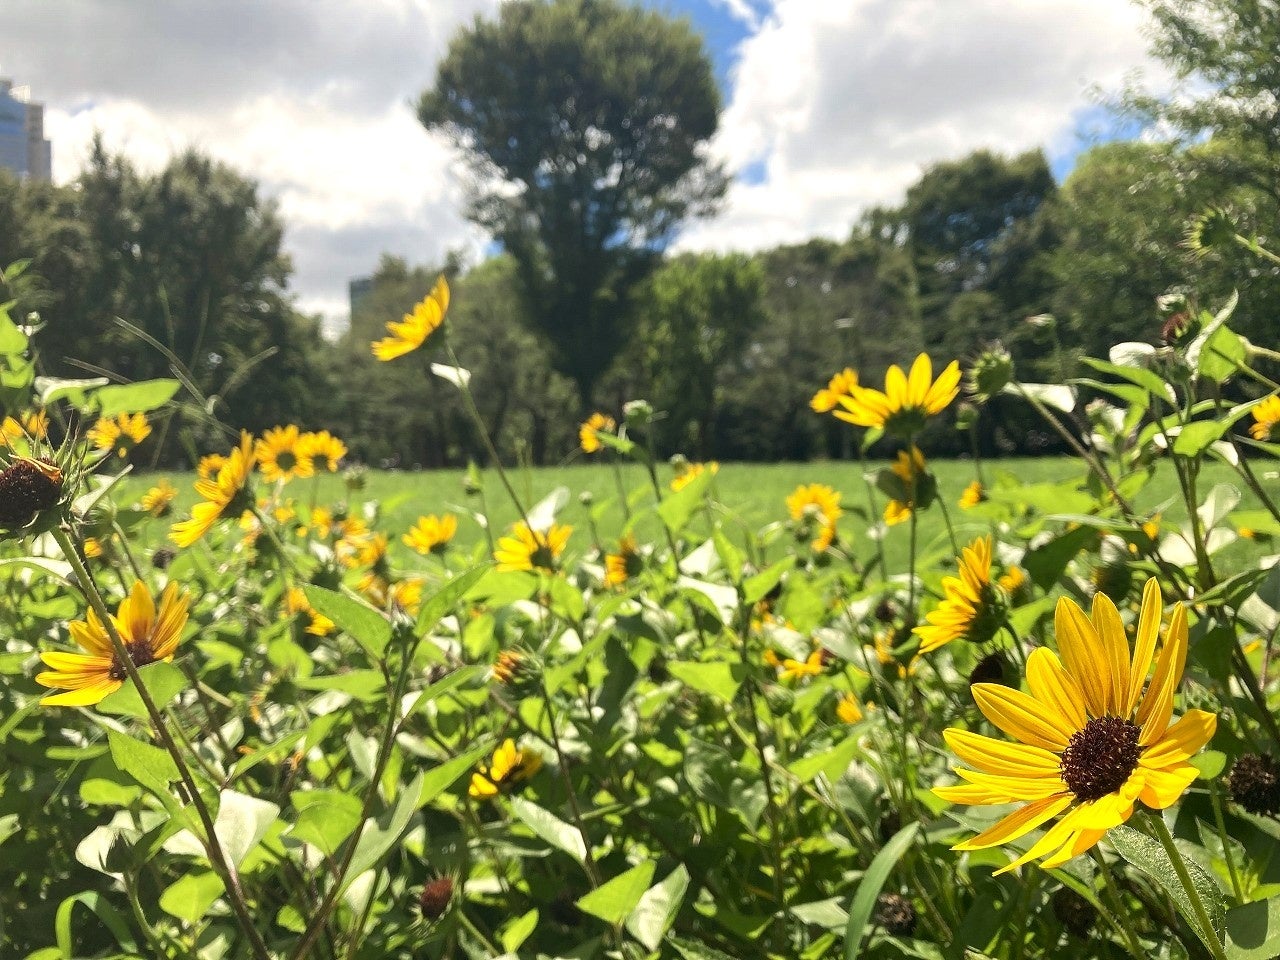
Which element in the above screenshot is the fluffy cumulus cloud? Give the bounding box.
[4,0,495,325]
[678,0,1172,253]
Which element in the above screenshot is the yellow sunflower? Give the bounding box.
[604,533,642,587]
[837,693,869,724]
[811,368,859,413]
[36,580,189,707]
[2,410,48,441]
[171,432,255,548]
[915,536,1008,653]
[300,430,347,472]
[884,446,927,526]
[286,586,335,637]
[786,483,842,524]
[671,461,719,492]
[88,412,151,459]
[1249,395,1280,442]
[959,480,985,509]
[469,738,543,798]
[197,453,226,480]
[765,648,825,682]
[140,478,178,517]
[372,275,450,361]
[835,353,961,436]
[935,579,1216,873]
[579,412,616,453]
[494,521,571,573]
[256,426,315,484]
[403,514,458,555]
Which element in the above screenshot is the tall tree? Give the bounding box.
[419,0,726,403]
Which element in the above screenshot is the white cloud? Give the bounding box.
[679,0,1174,253]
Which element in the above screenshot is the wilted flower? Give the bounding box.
[0,457,63,533]
[1226,754,1280,816]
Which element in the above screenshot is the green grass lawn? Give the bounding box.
[121,455,1272,577]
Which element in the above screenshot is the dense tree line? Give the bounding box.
[2,0,1277,467]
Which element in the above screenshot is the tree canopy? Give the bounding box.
[418,0,726,402]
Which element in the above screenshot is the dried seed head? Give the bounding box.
[1227,754,1280,816]
[873,893,916,936]
[0,457,62,531]
[419,876,454,921]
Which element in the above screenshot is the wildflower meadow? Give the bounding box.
[2,210,1280,960]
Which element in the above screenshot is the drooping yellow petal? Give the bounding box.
[1038,827,1107,870]
[952,793,1073,851]
[971,683,1075,751]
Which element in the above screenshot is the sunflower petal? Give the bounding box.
[1137,603,1189,743]
[1139,709,1216,767]
[972,682,1075,751]
[1125,579,1164,716]
[955,768,1070,801]
[1055,596,1111,718]
[1091,591,1130,717]
[1138,765,1199,809]
[39,677,122,706]
[952,793,1072,851]
[943,728,1063,778]
[1024,647,1088,733]
[1039,828,1107,869]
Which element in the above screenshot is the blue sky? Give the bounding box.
[4,0,1167,322]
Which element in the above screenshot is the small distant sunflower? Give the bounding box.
[301,506,335,539]
[36,580,189,707]
[286,587,335,637]
[811,368,859,413]
[140,478,178,517]
[998,565,1028,597]
[786,483,842,525]
[403,514,458,555]
[2,410,48,442]
[83,537,106,559]
[300,430,347,472]
[835,353,961,437]
[372,275,450,361]
[837,692,868,724]
[671,461,719,492]
[884,446,927,526]
[765,648,825,682]
[88,413,151,459]
[604,533,642,587]
[494,521,571,573]
[915,535,1008,653]
[1249,396,1280,442]
[171,433,255,548]
[469,738,543,798]
[935,579,1216,873]
[959,481,985,509]
[579,413,616,454]
[256,426,315,484]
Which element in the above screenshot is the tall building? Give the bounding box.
[0,79,52,181]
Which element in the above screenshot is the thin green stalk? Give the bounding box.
[1093,849,1146,958]
[539,678,602,887]
[742,678,787,951]
[1208,780,1245,903]
[1145,813,1229,960]
[456,908,501,956]
[50,526,272,960]
[935,490,960,555]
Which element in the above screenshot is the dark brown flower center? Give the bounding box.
[108,639,157,681]
[1059,716,1141,802]
[277,450,297,472]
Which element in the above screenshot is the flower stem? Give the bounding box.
[539,678,601,887]
[50,525,272,960]
[1146,813,1229,960]
[1209,779,1245,903]
[1092,849,1145,958]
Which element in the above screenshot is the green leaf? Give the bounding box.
[844,822,920,959]
[0,556,74,586]
[1198,325,1247,383]
[501,908,540,952]
[1174,420,1228,458]
[55,891,137,957]
[712,527,744,582]
[626,865,690,951]
[417,743,492,808]
[213,790,280,868]
[509,795,588,864]
[576,860,656,925]
[98,660,188,719]
[743,557,794,606]
[667,661,744,704]
[658,465,716,532]
[35,375,110,407]
[294,669,386,700]
[159,871,225,924]
[416,565,491,633]
[1109,823,1226,952]
[684,738,766,830]
[1081,356,1174,403]
[1023,525,1097,591]
[671,936,739,960]
[0,307,28,355]
[302,585,391,659]
[107,728,180,798]
[343,771,424,891]
[91,378,180,416]
[1225,896,1280,960]
[290,789,364,856]
[789,736,862,785]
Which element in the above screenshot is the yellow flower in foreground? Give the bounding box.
[88,412,151,459]
[372,275,450,361]
[935,579,1216,873]
[2,409,48,441]
[140,478,178,517]
[171,433,255,548]
[403,514,458,555]
[286,587,335,637]
[301,430,347,471]
[671,461,719,492]
[1249,395,1280,442]
[36,580,189,707]
[811,368,859,413]
[915,536,1006,653]
[959,480,985,509]
[494,521,571,573]
[884,446,926,526]
[835,353,961,436]
[256,426,315,484]
[604,533,642,587]
[786,483,842,525]
[469,738,543,798]
[579,412,616,454]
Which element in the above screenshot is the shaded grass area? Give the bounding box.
[123,456,1271,577]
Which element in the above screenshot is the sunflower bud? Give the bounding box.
[623,399,654,427]
[966,343,1013,404]
[343,464,367,492]
[462,461,482,496]
[0,457,63,534]
[763,683,795,717]
[419,875,454,922]
[1183,207,1237,259]
[1227,754,1280,816]
[492,649,542,695]
[953,401,979,431]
